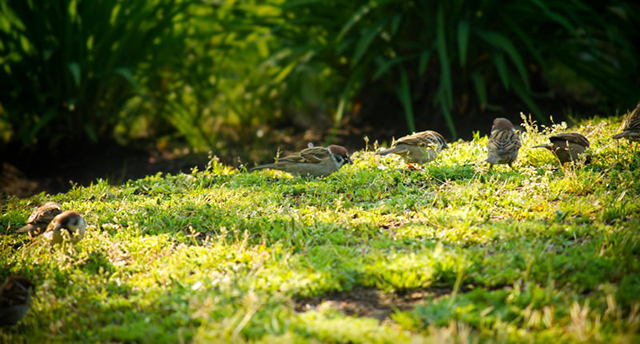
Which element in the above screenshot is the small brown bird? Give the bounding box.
[43,210,87,245]
[250,145,351,177]
[376,130,448,164]
[486,118,521,169]
[534,133,591,164]
[612,102,640,142]
[0,276,34,327]
[17,201,63,237]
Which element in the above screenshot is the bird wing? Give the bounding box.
[549,133,589,147]
[26,202,62,225]
[489,130,521,151]
[396,131,443,148]
[279,147,329,164]
[622,102,640,131]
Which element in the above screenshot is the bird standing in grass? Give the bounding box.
[17,201,62,237]
[43,210,87,245]
[250,145,351,177]
[376,130,448,164]
[486,118,521,169]
[0,276,33,327]
[612,102,640,142]
[533,133,591,164]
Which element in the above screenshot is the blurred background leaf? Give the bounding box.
[0,0,638,160]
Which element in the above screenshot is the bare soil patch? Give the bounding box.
[294,287,451,321]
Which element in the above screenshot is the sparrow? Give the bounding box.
[533,133,591,164]
[0,275,34,327]
[486,118,521,169]
[376,130,448,164]
[250,145,351,177]
[17,201,63,237]
[612,102,640,142]
[43,210,87,245]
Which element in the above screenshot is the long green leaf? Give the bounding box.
[274,60,298,83]
[336,3,373,42]
[68,62,81,87]
[397,67,415,133]
[418,49,431,76]
[436,5,452,108]
[477,30,530,90]
[352,20,386,66]
[373,55,412,81]
[493,52,510,90]
[471,72,487,110]
[457,20,469,67]
[531,0,575,33]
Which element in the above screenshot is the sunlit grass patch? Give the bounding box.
[2,116,640,343]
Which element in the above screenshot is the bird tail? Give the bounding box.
[376,147,402,156]
[612,132,626,140]
[249,164,276,172]
[17,224,34,234]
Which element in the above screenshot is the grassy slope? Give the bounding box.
[1,115,639,343]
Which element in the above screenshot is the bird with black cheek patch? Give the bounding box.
[250,145,351,177]
[534,133,591,164]
[43,210,87,245]
[486,118,521,170]
[0,275,34,327]
[613,102,640,142]
[376,130,448,164]
[17,201,62,238]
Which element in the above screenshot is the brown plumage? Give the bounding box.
[612,102,640,141]
[534,133,591,164]
[44,210,88,245]
[0,276,33,327]
[486,118,521,169]
[17,201,62,237]
[250,145,351,177]
[376,130,448,164]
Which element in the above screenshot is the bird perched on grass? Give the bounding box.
[250,145,351,177]
[17,201,62,237]
[533,133,591,164]
[486,118,521,169]
[612,102,640,142]
[0,276,34,327]
[43,210,87,245]
[376,130,448,164]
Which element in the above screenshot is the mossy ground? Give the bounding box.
[2,115,639,343]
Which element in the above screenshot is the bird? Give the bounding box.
[250,145,351,177]
[17,201,63,238]
[533,133,591,164]
[0,275,34,327]
[486,118,521,169]
[612,102,640,142]
[376,130,448,164]
[43,210,87,245]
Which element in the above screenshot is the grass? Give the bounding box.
[1,114,640,343]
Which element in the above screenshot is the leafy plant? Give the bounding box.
[272,0,640,137]
[0,0,195,152]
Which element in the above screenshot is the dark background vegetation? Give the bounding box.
[1,0,639,194]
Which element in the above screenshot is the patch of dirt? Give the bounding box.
[294,287,451,321]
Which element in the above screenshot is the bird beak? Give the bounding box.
[347,157,353,164]
[532,144,550,149]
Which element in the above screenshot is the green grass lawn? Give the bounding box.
[2,115,639,343]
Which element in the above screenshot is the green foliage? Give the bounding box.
[0,0,195,151]
[274,0,640,137]
[2,0,639,153]
[2,115,640,342]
